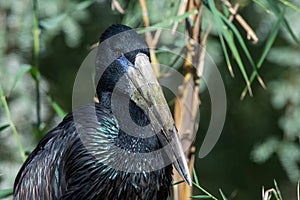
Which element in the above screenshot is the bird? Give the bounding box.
[13,24,191,200]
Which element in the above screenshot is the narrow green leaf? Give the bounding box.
[282,18,300,46]
[8,64,31,96]
[0,124,10,132]
[219,189,228,200]
[218,32,234,77]
[191,195,212,199]
[0,188,13,198]
[252,0,271,13]
[30,67,40,82]
[0,84,25,161]
[257,8,285,68]
[193,168,200,186]
[220,14,257,70]
[268,0,300,45]
[208,0,252,95]
[193,182,218,200]
[137,10,198,33]
[47,96,66,119]
[277,0,300,12]
[241,7,285,99]
[273,180,283,200]
[172,179,185,186]
[225,28,252,95]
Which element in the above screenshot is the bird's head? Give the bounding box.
[95,24,191,185]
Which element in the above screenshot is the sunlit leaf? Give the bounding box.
[273,180,284,200]
[219,189,228,200]
[191,195,212,199]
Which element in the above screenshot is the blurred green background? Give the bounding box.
[1,0,300,199]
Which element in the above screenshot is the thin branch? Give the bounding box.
[152,29,162,48]
[229,3,239,22]
[138,0,160,77]
[173,2,208,200]
[139,0,150,27]
[172,0,188,34]
[197,25,211,78]
[221,0,259,43]
[111,0,125,14]
[33,0,41,132]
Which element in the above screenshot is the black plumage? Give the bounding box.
[13,24,190,200]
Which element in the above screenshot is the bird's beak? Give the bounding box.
[114,53,192,185]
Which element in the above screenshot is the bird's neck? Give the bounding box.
[96,90,161,153]
[97,91,112,109]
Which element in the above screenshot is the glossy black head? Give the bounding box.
[96,24,150,94]
[99,24,150,64]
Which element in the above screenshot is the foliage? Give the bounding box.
[251,0,300,184]
[1,0,300,199]
[0,0,91,194]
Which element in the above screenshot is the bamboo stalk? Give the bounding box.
[33,0,41,133]
[138,0,160,77]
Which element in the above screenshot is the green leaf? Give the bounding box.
[30,66,40,82]
[208,0,252,95]
[8,64,31,96]
[218,31,234,77]
[219,14,258,72]
[277,0,300,12]
[191,195,212,199]
[193,182,218,200]
[273,180,283,200]
[257,8,285,68]
[0,188,13,198]
[172,180,185,186]
[219,189,228,200]
[241,6,285,99]
[253,0,271,13]
[268,0,300,45]
[0,124,10,132]
[137,10,198,33]
[193,168,200,186]
[47,96,66,119]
